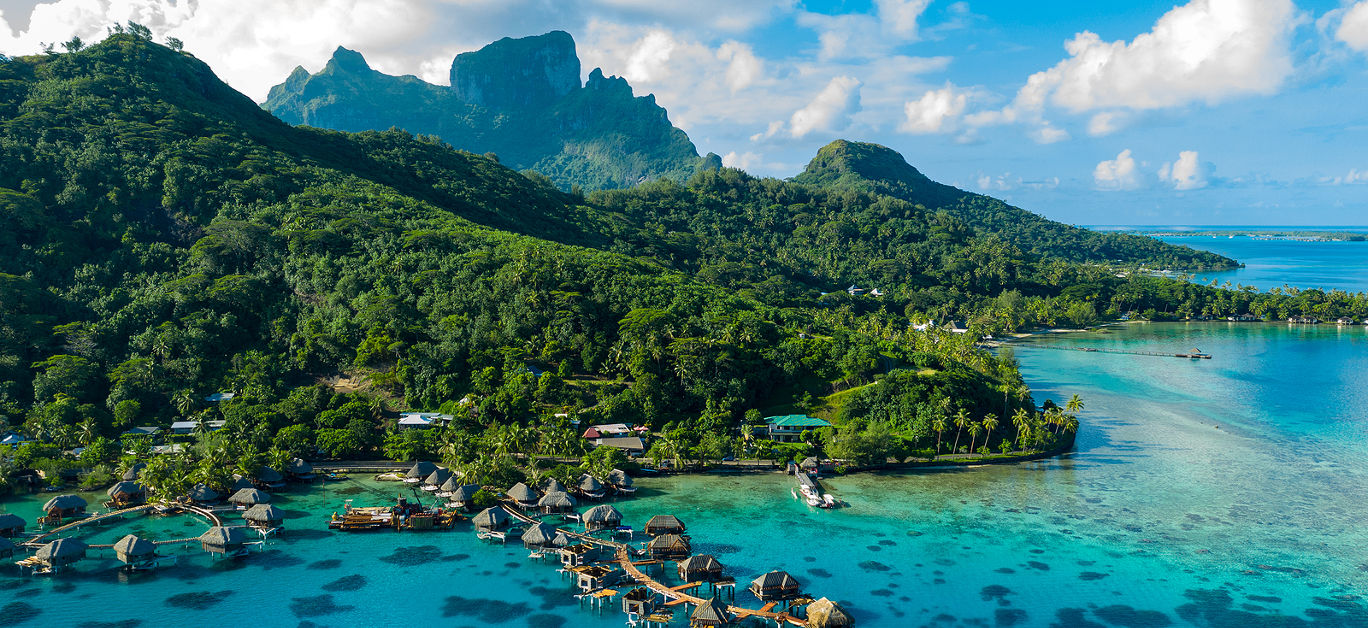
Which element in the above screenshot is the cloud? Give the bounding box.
[797,0,930,61]
[1094,149,1142,190]
[1324,168,1368,185]
[900,83,967,134]
[1030,124,1069,144]
[622,29,676,82]
[1159,150,1210,190]
[717,40,762,92]
[1335,1,1368,51]
[787,75,862,138]
[1087,111,1126,136]
[875,0,932,39]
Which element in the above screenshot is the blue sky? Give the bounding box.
[2,0,1367,225]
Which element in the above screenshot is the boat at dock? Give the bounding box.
[328,495,459,531]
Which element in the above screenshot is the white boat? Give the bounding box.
[821,494,838,508]
[805,494,821,507]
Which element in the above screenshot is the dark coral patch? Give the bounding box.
[3,602,41,625]
[1093,605,1172,627]
[807,568,832,578]
[379,545,443,566]
[441,595,532,622]
[289,594,355,618]
[981,585,1013,602]
[527,614,566,628]
[306,559,342,570]
[1079,572,1109,581]
[321,574,367,592]
[164,590,233,610]
[858,561,891,572]
[996,608,1028,626]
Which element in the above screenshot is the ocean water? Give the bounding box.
[1155,235,1368,295]
[4,322,1368,627]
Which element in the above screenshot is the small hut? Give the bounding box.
[578,475,605,499]
[690,594,734,627]
[228,488,270,508]
[288,458,315,481]
[647,533,692,561]
[607,468,636,494]
[106,481,147,507]
[550,531,571,548]
[35,538,87,572]
[189,483,220,505]
[644,514,686,536]
[582,504,622,532]
[113,534,157,568]
[806,597,855,627]
[521,522,560,549]
[538,490,577,514]
[571,563,623,592]
[0,536,14,559]
[507,482,539,508]
[472,506,510,532]
[543,478,568,493]
[437,476,460,497]
[199,526,247,557]
[228,475,255,493]
[449,484,482,510]
[42,494,87,520]
[405,461,438,483]
[121,462,146,481]
[622,586,655,616]
[749,571,802,601]
[254,466,285,489]
[0,512,27,537]
[559,543,599,567]
[800,457,819,473]
[243,504,286,529]
[422,468,453,491]
[678,554,725,582]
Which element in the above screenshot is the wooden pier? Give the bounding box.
[1026,345,1212,359]
[22,502,223,549]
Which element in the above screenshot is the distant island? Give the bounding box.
[1098,227,1368,242]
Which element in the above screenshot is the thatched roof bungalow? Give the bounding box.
[578,475,605,499]
[690,594,734,627]
[254,466,285,488]
[749,570,802,601]
[678,554,725,582]
[228,488,270,507]
[199,526,247,556]
[244,504,286,529]
[521,522,560,549]
[288,458,315,480]
[121,462,146,481]
[113,534,156,565]
[607,468,634,488]
[42,494,87,519]
[472,506,510,532]
[538,490,577,513]
[559,542,600,567]
[405,461,437,483]
[543,478,567,493]
[448,484,482,510]
[437,476,460,497]
[581,504,622,532]
[423,467,454,491]
[106,481,147,506]
[806,597,855,627]
[644,514,686,536]
[0,512,27,537]
[229,475,255,493]
[189,483,220,505]
[646,533,692,561]
[35,538,87,569]
[507,482,539,508]
[622,586,655,616]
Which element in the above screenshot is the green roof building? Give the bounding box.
[763,415,831,443]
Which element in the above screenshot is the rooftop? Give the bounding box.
[764,415,832,428]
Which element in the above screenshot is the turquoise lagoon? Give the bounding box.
[4,322,1368,627]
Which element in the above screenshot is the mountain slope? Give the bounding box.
[263,32,704,192]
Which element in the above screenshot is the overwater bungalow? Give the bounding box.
[228,475,255,493]
[622,586,655,616]
[507,482,539,508]
[749,570,802,601]
[570,563,623,592]
[42,494,87,522]
[243,504,286,529]
[538,490,577,514]
[105,481,147,507]
[607,468,635,494]
[254,466,286,490]
[199,526,248,557]
[34,538,87,573]
[228,488,270,508]
[0,512,27,537]
[472,506,511,532]
[288,458,315,481]
[560,543,600,567]
[521,522,560,549]
[0,536,14,559]
[422,467,454,491]
[644,514,686,536]
[806,597,854,627]
[647,533,691,561]
[405,461,438,483]
[189,483,220,505]
[690,594,735,627]
[581,504,622,532]
[112,534,157,570]
[436,476,460,497]
[578,475,605,500]
[448,484,482,511]
[121,462,146,481]
[543,478,568,493]
[678,554,725,582]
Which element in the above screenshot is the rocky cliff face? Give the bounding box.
[264,32,699,191]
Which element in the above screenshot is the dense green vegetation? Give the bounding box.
[2,32,1360,499]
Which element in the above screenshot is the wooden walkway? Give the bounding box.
[23,502,223,549]
[502,502,806,626]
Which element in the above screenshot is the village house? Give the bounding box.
[763,415,832,443]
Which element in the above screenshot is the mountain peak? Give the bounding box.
[327,46,372,73]
[450,30,580,109]
[798,140,933,186]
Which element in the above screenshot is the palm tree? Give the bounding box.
[1065,394,1084,416]
[981,413,999,450]
[931,415,948,454]
[1011,409,1031,451]
[951,409,970,454]
[76,417,99,447]
[968,422,983,456]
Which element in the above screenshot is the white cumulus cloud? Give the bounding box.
[787,75,862,138]
[1159,150,1210,190]
[900,84,967,134]
[875,0,932,39]
[1094,149,1142,190]
[717,40,762,92]
[1336,1,1368,51]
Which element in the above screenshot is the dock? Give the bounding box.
[1026,345,1212,359]
[23,502,222,549]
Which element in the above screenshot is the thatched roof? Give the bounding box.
[806,597,855,628]
[645,514,685,532]
[751,570,801,594]
[450,484,482,502]
[406,461,438,479]
[199,526,246,546]
[106,481,145,498]
[439,476,460,492]
[550,531,571,547]
[538,491,576,509]
[256,466,284,483]
[691,594,733,624]
[624,586,653,601]
[244,504,286,523]
[0,513,25,529]
[36,538,87,561]
[521,522,559,546]
[228,488,270,505]
[543,478,567,493]
[43,494,86,511]
[289,458,313,474]
[229,475,255,492]
[113,534,156,559]
[472,506,510,530]
[507,482,538,503]
[582,504,622,524]
[424,468,453,486]
[801,456,819,467]
[189,483,219,502]
[578,475,604,492]
[679,554,723,573]
[121,462,146,481]
[607,468,633,486]
[647,533,691,552]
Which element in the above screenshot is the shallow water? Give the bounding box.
[3,323,1368,627]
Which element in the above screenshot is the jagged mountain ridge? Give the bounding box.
[264,31,704,191]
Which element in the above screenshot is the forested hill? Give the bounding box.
[263,31,706,192]
[791,140,1235,270]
